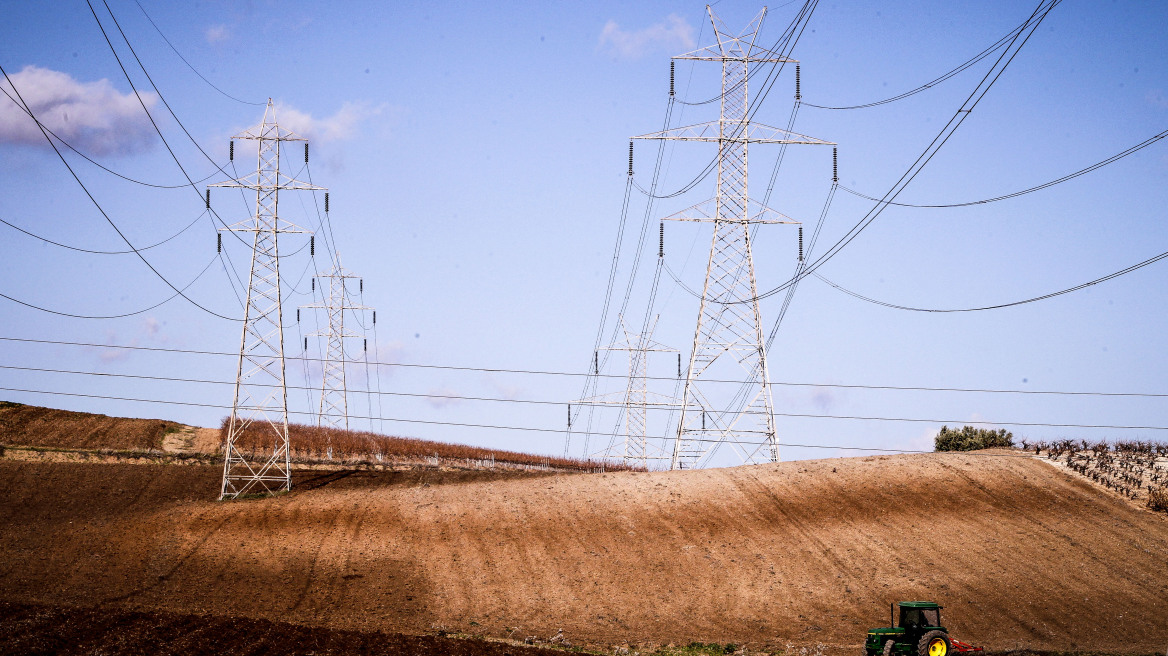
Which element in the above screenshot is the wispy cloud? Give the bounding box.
[598,14,695,59]
[204,24,230,44]
[88,317,166,364]
[0,65,157,156]
[481,374,522,402]
[271,101,385,143]
[424,387,463,409]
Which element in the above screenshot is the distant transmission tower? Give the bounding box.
[300,255,372,436]
[634,8,833,469]
[211,99,323,499]
[579,316,677,469]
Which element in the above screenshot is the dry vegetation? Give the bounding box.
[0,401,181,452]
[1026,438,1168,512]
[219,418,643,472]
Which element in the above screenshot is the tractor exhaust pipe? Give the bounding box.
[890,602,895,628]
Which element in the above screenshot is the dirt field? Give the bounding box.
[0,600,561,656]
[1,448,1166,653]
[0,401,181,451]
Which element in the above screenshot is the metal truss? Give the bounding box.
[634,8,833,470]
[300,255,371,439]
[211,99,323,499]
[580,316,678,469]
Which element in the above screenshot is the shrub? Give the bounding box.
[934,425,1014,452]
[1148,487,1168,513]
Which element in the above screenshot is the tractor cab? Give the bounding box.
[865,601,951,656]
[899,602,942,633]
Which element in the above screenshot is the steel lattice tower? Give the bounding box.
[579,316,677,469]
[634,8,833,469]
[212,99,323,499]
[301,255,371,434]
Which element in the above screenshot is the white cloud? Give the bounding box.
[0,65,157,156]
[205,24,229,44]
[598,14,695,59]
[271,101,384,143]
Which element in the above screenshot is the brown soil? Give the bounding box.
[160,426,220,455]
[0,401,181,451]
[0,451,1165,653]
[0,600,561,655]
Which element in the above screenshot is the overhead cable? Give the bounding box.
[0,62,238,321]
[838,128,1168,208]
[811,247,1168,313]
[130,0,266,106]
[0,210,206,255]
[803,8,1037,110]
[5,336,1168,398]
[3,384,1167,433]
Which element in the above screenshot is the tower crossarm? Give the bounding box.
[662,198,801,225]
[210,172,324,192]
[673,44,797,63]
[633,121,834,145]
[299,303,373,312]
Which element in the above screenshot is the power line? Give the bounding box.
[0,254,220,319]
[838,128,1168,209]
[0,84,223,189]
[811,245,1168,312]
[728,0,1060,307]
[4,335,1167,399]
[3,383,1167,434]
[0,62,239,322]
[803,9,1034,110]
[0,210,206,255]
[130,0,266,107]
[88,0,268,299]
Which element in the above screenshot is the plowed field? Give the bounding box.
[1,450,1166,653]
[0,600,560,656]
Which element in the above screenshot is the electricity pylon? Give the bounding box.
[300,255,372,435]
[211,99,323,499]
[633,8,833,469]
[579,316,678,469]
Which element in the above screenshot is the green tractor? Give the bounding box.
[864,601,978,656]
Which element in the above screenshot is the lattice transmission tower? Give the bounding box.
[300,255,372,436]
[634,8,833,469]
[578,315,678,469]
[211,99,324,499]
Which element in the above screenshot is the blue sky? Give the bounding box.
[1,0,1167,465]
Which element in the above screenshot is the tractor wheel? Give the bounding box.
[917,630,951,656]
[882,639,895,656]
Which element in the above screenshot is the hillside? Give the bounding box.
[0,401,183,451]
[1,447,1166,653]
[0,401,626,473]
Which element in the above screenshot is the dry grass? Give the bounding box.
[219,418,643,472]
[0,401,181,451]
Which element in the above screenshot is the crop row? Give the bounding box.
[1027,439,1168,512]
